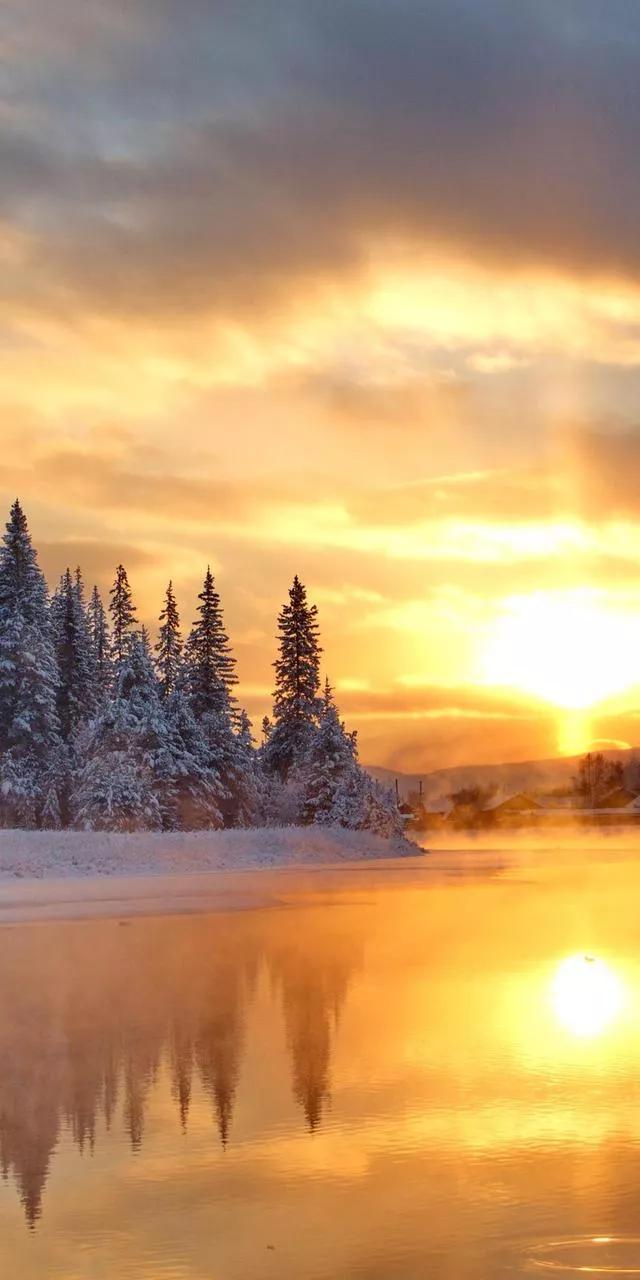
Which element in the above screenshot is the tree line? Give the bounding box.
[0,500,401,835]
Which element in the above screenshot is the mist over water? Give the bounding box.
[2,848,640,1277]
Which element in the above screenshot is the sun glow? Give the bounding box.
[551,954,626,1038]
[483,591,640,713]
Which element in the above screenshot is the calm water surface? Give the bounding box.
[1,848,640,1278]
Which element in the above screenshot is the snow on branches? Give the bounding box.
[0,502,401,838]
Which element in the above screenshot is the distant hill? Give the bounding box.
[367,746,640,804]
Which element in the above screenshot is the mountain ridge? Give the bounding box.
[367,745,640,803]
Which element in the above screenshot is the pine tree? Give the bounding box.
[0,500,60,827]
[184,568,237,719]
[139,624,153,660]
[73,635,223,832]
[109,565,137,668]
[356,776,405,838]
[155,581,182,697]
[331,769,404,837]
[233,709,266,827]
[299,685,358,825]
[262,576,322,780]
[238,709,255,753]
[87,585,112,696]
[50,568,97,824]
[182,568,245,823]
[72,635,164,831]
[164,688,224,829]
[50,568,96,743]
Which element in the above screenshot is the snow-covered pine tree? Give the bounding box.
[109,564,137,668]
[183,568,245,823]
[73,567,99,692]
[50,568,97,824]
[87,585,112,696]
[233,709,266,827]
[73,566,86,610]
[356,775,405,838]
[184,568,237,718]
[155,581,183,697]
[299,680,358,825]
[139,624,153,660]
[262,575,322,780]
[238,709,255,754]
[73,747,161,833]
[0,500,61,827]
[50,567,97,742]
[73,632,223,832]
[72,634,164,831]
[331,769,404,838]
[164,687,224,829]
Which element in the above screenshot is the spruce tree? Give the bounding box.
[139,624,153,660]
[88,585,112,696]
[0,500,60,826]
[263,576,322,779]
[50,568,96,742]
[109,564,137,667]
[73,634,223,832]
[299,683,359,825]
[184,568,237,719]
[182,569,246,823]
[164,687,224,829]
[155,581,182,697]
[72,566,87,614]
[233,709,265,827]
[334,773,404,838]
[72,635,164,831]
[50,568,96,824]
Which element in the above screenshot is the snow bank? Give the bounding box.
[0,825,414,882]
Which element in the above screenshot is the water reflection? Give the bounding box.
[551,954,626,1039]
[1,853,640,1279]
[0,908,361,1225]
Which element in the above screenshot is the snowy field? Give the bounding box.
[0,825,413,882]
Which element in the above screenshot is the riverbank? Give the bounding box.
[0,825,414,881]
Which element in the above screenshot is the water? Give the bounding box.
[1,848,640,1278]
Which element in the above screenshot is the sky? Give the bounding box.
[4,0,640,772]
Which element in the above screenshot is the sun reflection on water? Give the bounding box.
[550,954,626,1038]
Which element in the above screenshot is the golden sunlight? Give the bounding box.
[483,591,640,714]
[550,954,625,1038]
[556,709,592,757]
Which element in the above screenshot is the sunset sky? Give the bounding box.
[4,1,640,771]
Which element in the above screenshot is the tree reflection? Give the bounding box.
[0,906,361,1223]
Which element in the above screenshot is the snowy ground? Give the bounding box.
[0,827,418,923]
[0,825,414,881]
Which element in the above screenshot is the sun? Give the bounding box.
[482,590,640,713]
[551,954,625,1038]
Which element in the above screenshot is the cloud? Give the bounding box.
[335,682,539,719]
[5,1,640,329]
[347,468,557,526]
[37,539,158,585]
[563,425,640,520]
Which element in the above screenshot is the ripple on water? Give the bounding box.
[525,1237,640,1274]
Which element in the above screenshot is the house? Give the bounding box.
[484,792,542,815]
[476,792,541,828]
[397,800,415,826]
[410,800,451,831]
[599,786,638,809]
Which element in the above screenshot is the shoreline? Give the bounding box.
[0,826,420,922]
[0,856,437,925]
